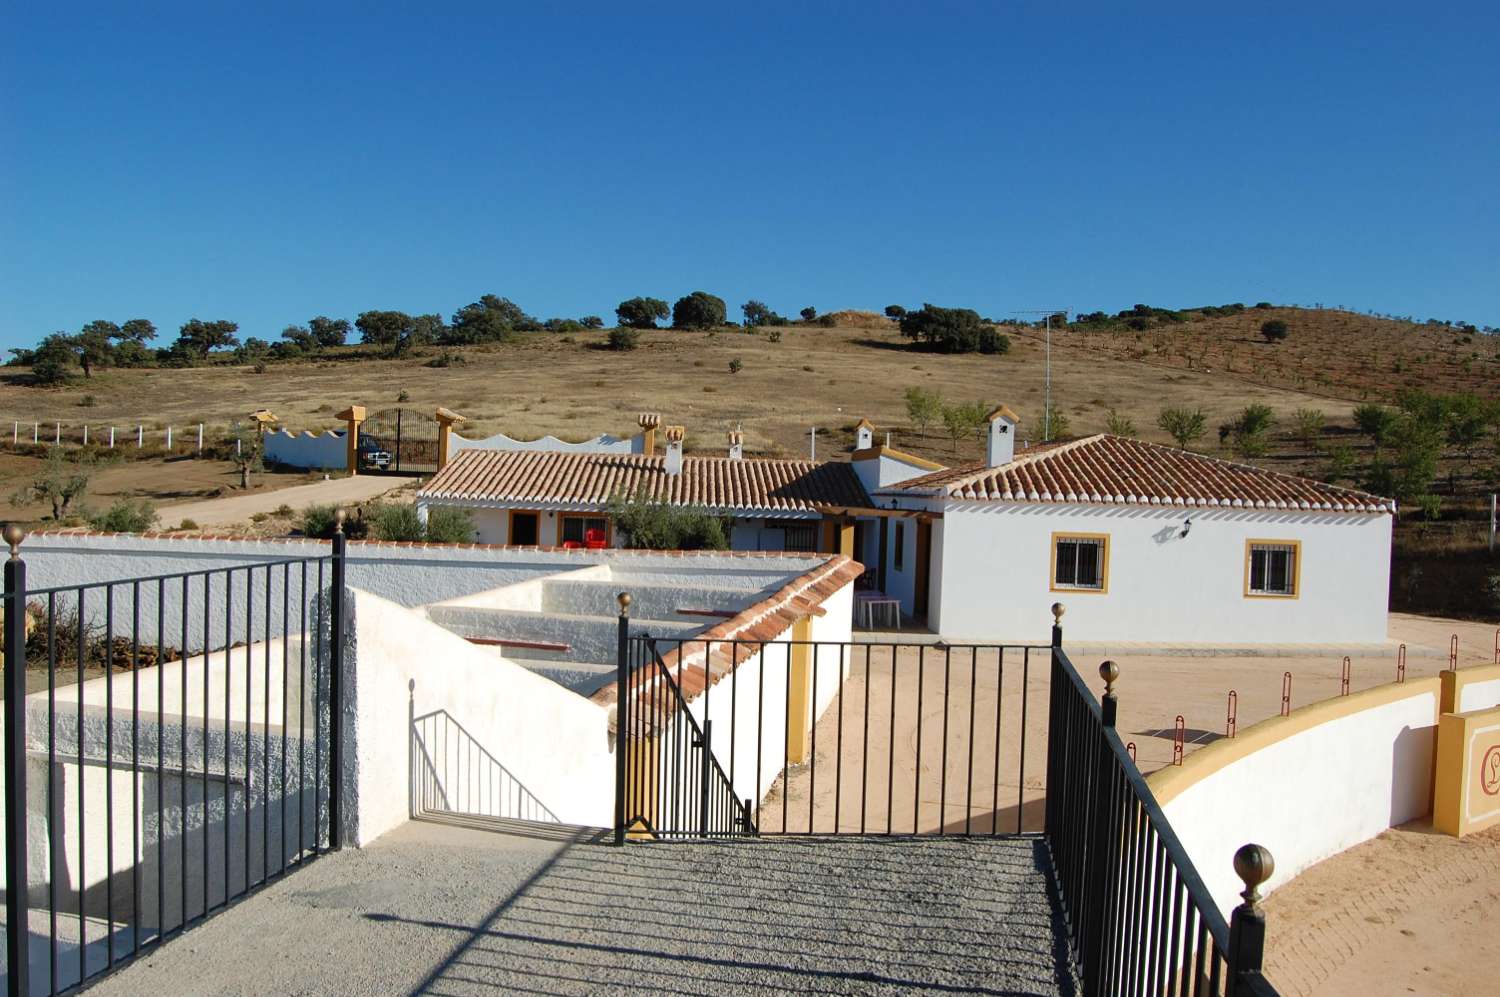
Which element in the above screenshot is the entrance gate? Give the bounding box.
[361,408,439,474]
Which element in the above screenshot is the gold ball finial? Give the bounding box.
[3,524,22,559]
[617,591,632,614]
[1233,843,1275,911]
[1098,659,1119,695]
[334,508,347,534]
[1051,602,1065,624]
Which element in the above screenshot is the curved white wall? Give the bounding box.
[1153,670,1500,921]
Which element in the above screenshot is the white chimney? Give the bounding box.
[854,418,875,451]
[986,405,1019,467]
[664,425,685,476]
[727,428,743,460]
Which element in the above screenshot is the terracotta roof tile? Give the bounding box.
[417,449,871,514]
[881,435,1393,513]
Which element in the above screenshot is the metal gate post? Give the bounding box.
[698,720,712,838]
[612,593,630,846]
[328,515,347,849]
[4,526,29,997]
[1226,844,1274,997]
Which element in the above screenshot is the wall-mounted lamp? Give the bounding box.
[1180,517,1193,538]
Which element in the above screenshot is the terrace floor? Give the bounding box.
[88,817,1076,996]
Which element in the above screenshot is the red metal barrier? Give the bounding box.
[1126,741,1136,763]
[1340,656,1352,696]
[1397,643,1406,684]
[1281,672,1292,717]
[1172,715,1185,766]
[1226,690,1238,738]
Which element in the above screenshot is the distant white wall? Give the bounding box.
[928,503,1392,643]
[450,430,639,455]
[264,429,347,470]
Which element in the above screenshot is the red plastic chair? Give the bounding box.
[584,528,609,549]
[561,540,583,549]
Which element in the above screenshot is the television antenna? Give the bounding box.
[1010,309,1071,441]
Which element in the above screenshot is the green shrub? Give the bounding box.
[615,297,669,329]
[607,492,729,550]
[78,394,97,407]
[1260,319,1289,342]
[1293,408,1325,450]
[899,304,991,353]
[978,328,1010,355]
[424,506,475,544]
[369,503,425,542]
[1104,409,1136,436]
[728,357,743,374]
[89,498,157,533]
[301,504,341,538]
[1157,406,1207,449]
[607,327,640,351]
[671,291,727,330]
[177,519,199,530]
[767,329,782,343]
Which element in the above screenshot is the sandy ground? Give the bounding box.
[1263,821,1500,996]
[155,473,412,528]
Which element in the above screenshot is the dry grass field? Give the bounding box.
[8,306,1467,469]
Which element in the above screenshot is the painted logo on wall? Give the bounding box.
[1483,745,1500,797]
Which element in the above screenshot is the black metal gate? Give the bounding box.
[362,408,439,474]
[3,525,348,995]
[613,626,1051,840]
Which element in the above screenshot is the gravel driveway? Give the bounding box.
[91,818,1076,996]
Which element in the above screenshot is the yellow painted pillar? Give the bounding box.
[787,616,814,764]
[336,405,366,475]
[623,731,662,840]
[838,520,855,558]
[434,407,466,470]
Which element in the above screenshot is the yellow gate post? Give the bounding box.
[336,405,366,475]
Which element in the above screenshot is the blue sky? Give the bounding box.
[2,2,1497,353]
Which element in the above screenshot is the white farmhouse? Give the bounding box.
[415,407,1395,645]
[871,407,1394,644]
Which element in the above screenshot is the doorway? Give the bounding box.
[914,520,932,618]
[509,511,540,546]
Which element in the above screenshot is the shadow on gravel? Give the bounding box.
[367,835,1077,996]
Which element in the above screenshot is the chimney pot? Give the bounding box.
[854,418,875,451]
[727,428,743,460]
[986,405,1020,467]
[664,425,685,476]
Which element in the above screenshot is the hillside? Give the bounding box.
[10,306,1485,468]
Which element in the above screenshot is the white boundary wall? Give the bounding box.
[264,429,347,469]
[450,430,641,455]
[1156,675,1500,921]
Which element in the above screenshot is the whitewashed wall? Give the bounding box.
[347,590,615,841]
[928,503,1392,643]
[449,430,641,455]
[264,429,347,470]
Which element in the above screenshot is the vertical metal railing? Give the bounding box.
[1043,604,1280,996]
[612,601,1050,840]
[2,522,348,994]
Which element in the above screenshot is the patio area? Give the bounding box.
[88,816,1077,996]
